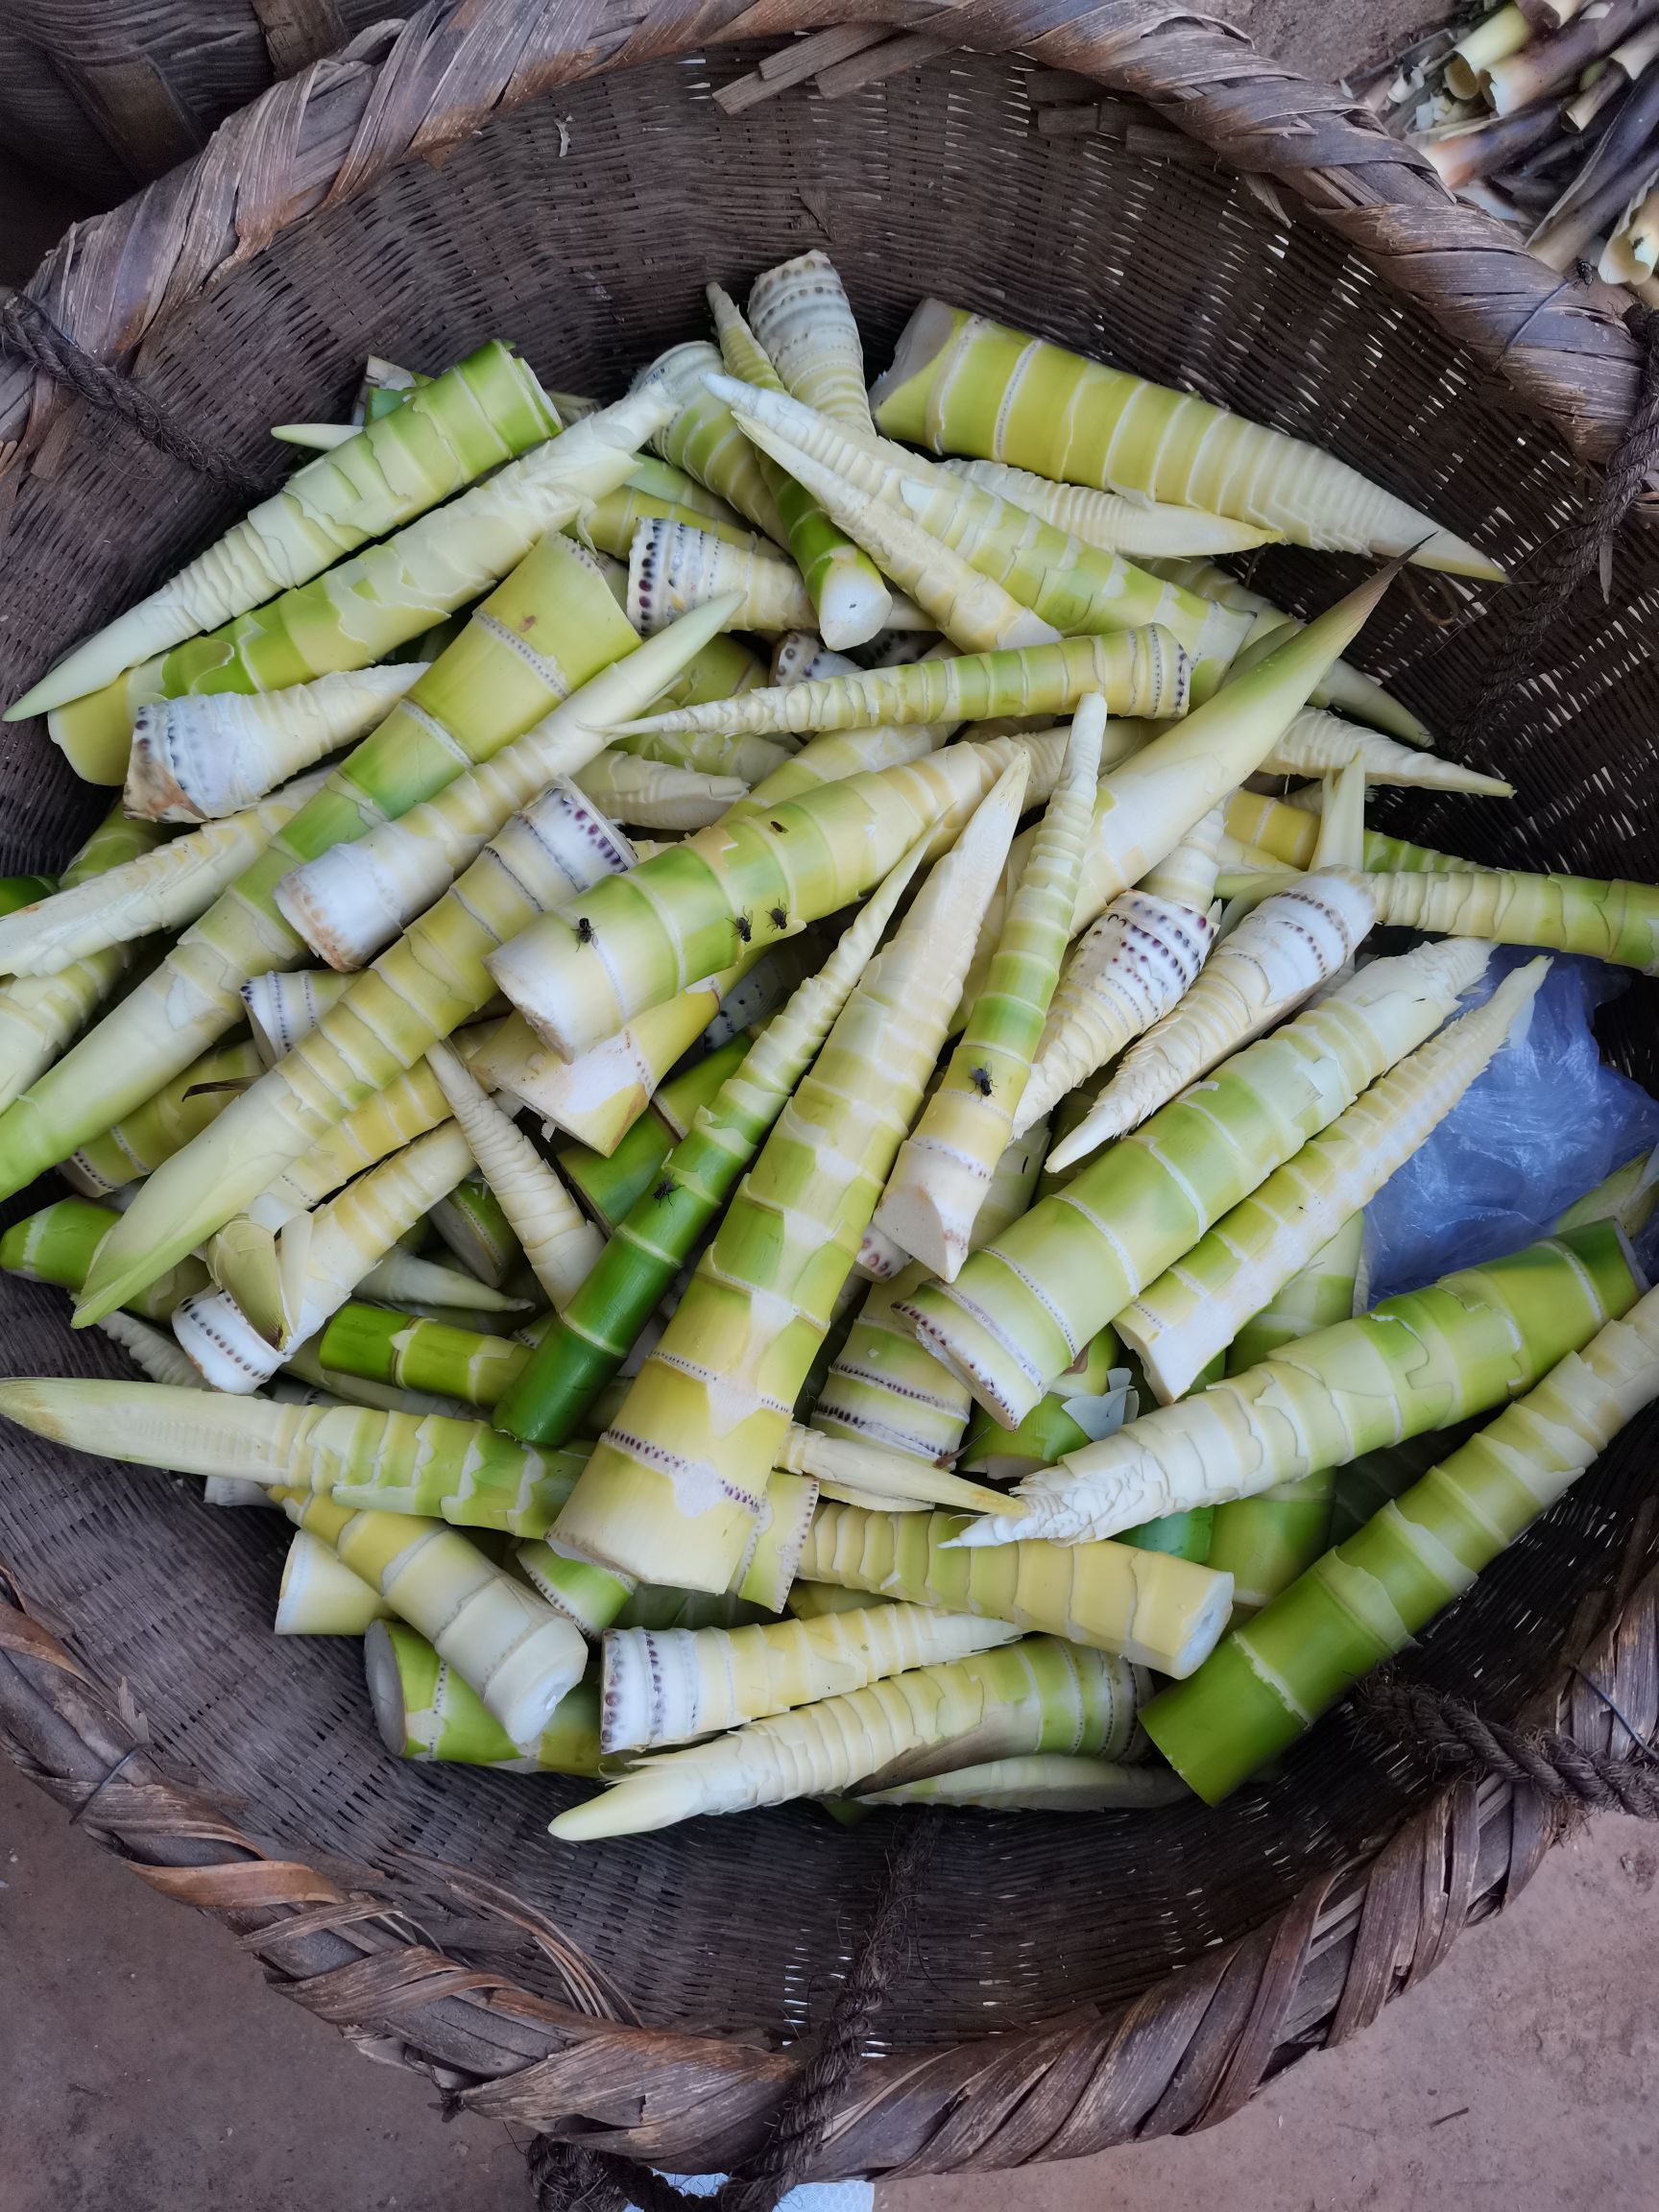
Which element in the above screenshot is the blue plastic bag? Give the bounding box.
[1363,949,1659,1305]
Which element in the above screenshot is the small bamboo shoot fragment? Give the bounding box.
[574,747,747,831]
[428,1045,602,1308]
[627,520,823,636]
[1017,877,1219,1138]
[862,1753,1188,1810]
[364,1619,601,1771]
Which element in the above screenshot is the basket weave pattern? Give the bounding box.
[2,0,1658,2178]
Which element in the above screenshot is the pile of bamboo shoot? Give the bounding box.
[1362,1,1659,283]
[2,258,1654,1839]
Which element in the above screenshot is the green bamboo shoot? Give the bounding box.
[1145,1281,1659,1801]
[0,531,648,1211]
[1199,1214,1365,1615]
[1338,862,1659,974]
[274,593,726,972]
[1016,883,1219,1138]
[1263,708,1511,795]
[724,397,1063,654]
[486,730,1071,1064]
[874,702,1102,1276]
[276,1532,395,1636]
[965,1219,1640,1547]
[75,765,647,1325]
[900,935,1491,1428]
[44,391,668,784]
[126,663,425,822]
[0,1196,207,1321]
[943,457,1277,555]
[11,342,561,724]
[798,1500,1230,1671]
[601,1601,1021,1752]
[713,375,1253,686]
[551,1635,1141,1838]
[64,1036,265,1193]
[0,805,170,1114]
[274,1489,587,1749]
[0,769,329,977]
[547,760,1030,1593]
[706,279,892,650]
[1047,869,1384,1167]
[812,1122,1049,1467]
[871,302,1503,578]
[1118,960,1550,1402]
[494,846,921,1447]
[364,1619,601,1771]
[609,627,1186,745]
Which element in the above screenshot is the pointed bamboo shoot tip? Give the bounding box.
[549,1771,686,1840]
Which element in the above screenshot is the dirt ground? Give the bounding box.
[4,6,1654,2210]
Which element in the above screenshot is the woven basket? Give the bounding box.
[0,1,395,193]
[3,1,1658,2185]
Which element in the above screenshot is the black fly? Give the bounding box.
[574,916,594,945]
[969,1065,994,1097]
[768,903,788,931]
[651,1180,675,1204]
[733,911,753,944]
[768,821,786,834]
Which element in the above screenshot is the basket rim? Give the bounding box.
[0,0,1646,487]
[3,0,1658,2180]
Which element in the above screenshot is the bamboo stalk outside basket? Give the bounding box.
[3,0,1659,2184]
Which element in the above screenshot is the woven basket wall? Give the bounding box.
[1,0,1657,2181]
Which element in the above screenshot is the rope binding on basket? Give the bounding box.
[524,1813,940,2212]
[0,289,274,494]
[1364,1673,1659,1820]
